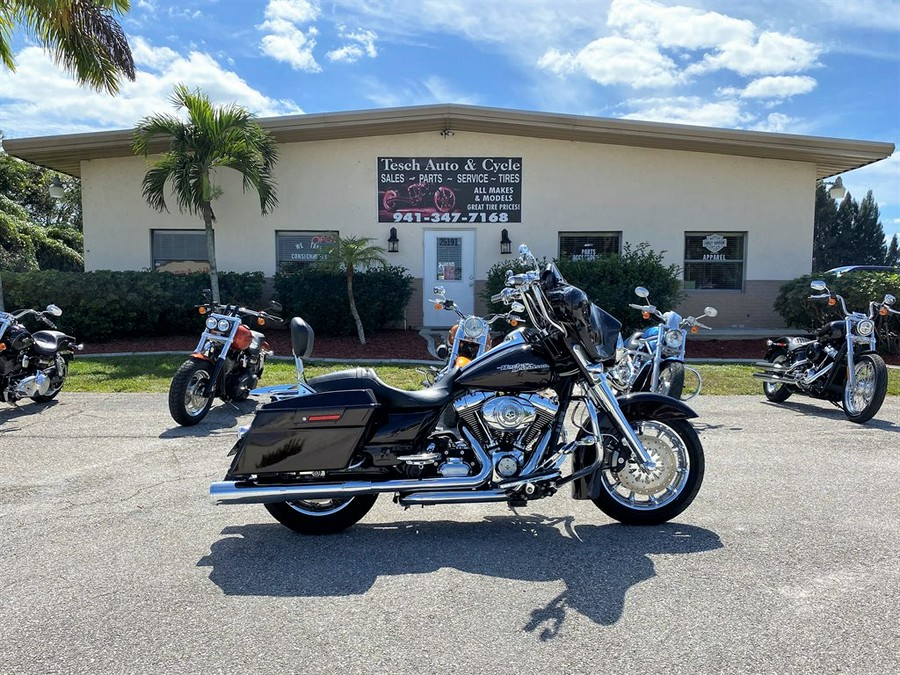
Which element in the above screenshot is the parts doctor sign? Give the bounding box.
[378,157,522,224]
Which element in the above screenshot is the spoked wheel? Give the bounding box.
[168,358,215,426]
[763,350,792,403]
[591,419,704,525]
[654,362,685,400]
[265,495,378,535]
[382,190,399,212]
[433,186,456,212]
[31,357,68,402]
[842,353,888,424]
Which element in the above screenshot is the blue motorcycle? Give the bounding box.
[608,287,717,400]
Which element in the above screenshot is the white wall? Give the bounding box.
[81,130,815,280]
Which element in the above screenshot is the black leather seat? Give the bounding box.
[31,330,70,355]
[309,366,460,409]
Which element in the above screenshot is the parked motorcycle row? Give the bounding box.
[4,245,896,538]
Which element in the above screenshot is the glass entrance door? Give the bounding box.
[422,230,475,327]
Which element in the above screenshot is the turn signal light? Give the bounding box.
[434,303,443,310]
[199,307,207,314]
[257,317,265,326]
[509,320,518,327]
[642,311,650,319]
[828,298,836,306]
[455,356,472,368]
[0,343,6,352]
[880,307,888,316]
[691,326,699,334]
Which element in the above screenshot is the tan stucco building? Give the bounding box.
[5,104,893,329]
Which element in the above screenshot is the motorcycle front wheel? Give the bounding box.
[168,358,215,426]
[655,362,685,400]
[591,419,704,526]
[265,495,378,535]
[842,353,888,424]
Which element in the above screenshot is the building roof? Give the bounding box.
[3,103,894,179]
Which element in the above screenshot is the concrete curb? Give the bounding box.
[79,350,444,366]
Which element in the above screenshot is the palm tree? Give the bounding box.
[132,84,278,303]
[318,236,387,345]
[1,0,135,94]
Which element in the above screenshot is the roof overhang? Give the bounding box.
[2,103,894,180]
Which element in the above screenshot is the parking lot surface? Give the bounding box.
[1,394,898,674]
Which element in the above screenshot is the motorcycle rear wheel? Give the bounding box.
[265,495,378,535]
[30,358,67,402]
[169,358,215,426]
[842,353,888,424]
[763,350,792,403]
[591,419,704,526]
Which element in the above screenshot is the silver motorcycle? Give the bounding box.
[608,286,717,400]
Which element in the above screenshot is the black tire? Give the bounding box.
[168,358,215,426]
[655,362,685,400]
[265,495,378,535]
[842,353,888,424]
[763,349,792,403]
[591,419,705,526]
[31,357,68,402]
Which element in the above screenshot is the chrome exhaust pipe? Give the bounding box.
[211,427,492,505]
[752,372,791,384]
[398,490,509,506]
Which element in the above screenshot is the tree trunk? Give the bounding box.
[202,204,220,303]
[346,270,366,345]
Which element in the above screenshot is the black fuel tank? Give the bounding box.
[455,340,554,391]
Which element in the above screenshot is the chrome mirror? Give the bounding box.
[704,306,718,318]
[810,280,827,292]
[511,302,525,313]
[46,304,63,317]
[634,286,649,299]
[432,286,446,297]
[884,294,896,306]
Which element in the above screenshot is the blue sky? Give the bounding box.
[2,0,898,246]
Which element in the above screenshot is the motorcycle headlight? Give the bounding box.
[205,317,218,330]
[463,316,487,339]
[217,318,232,333]
[664,329,684,350]
[856,319,875,337]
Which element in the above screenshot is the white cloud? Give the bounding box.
[740,76,817,100]
[751,113,794,133]
[608,0,755,50]
[0,40,303,138]
[258,0,321,71]
[362,75,478,109]
[327,27,377,63]
[687,31,820,77]
[620,96,753,127]
[538,36,681,88]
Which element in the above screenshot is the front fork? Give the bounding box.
[844,326,876,391]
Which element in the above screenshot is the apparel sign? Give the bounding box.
[377,157,522,224]
[701,234,728,260]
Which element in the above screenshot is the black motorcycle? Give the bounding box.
[210,244,706,534]
[168,293,283,426]
[0,304,81,404]
[754,280,896,423]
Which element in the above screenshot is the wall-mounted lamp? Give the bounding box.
[440,128,454,138]
[821,176,846,200]
[500,228,512,255]
[388,227,399,253]
[48,176,65,200]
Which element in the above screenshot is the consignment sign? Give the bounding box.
[377,157,522,223]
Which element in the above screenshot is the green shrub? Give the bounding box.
[483,242,683,335]
[774,271,900,355]
[274,264,413,337]
[0,270,265,342]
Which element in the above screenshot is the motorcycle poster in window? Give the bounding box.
[377,157,522,224]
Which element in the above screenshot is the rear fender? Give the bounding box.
[571,392,697,500]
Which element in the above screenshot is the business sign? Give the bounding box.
[378,157,522,224]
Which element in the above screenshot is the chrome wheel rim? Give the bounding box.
[184,369,212,416]
[286,498,354,517]
[600,421,690,510]
[763,355,787,396]
[656,368,676,396]
[845,359,877,415]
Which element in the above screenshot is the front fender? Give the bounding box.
[571,392,696,500]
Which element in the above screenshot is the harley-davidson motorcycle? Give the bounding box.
[382,180,456,213]
[754,280,896,423]
[210,245,706,534]
[168,293,283,426]
[608,287,717,400]
[422,286,526,385]
[0,304,81,404]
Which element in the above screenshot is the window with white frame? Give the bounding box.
[558,232,621,261]
[151,229,209,273]
[683,232,746,290]
[276,231,338,270]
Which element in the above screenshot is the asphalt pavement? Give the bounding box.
[1,393,898,674]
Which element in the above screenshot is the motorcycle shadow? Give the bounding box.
[763,400,899,429]
[197,515,721,638]
[0,400,59,429]
[158,400,258,438]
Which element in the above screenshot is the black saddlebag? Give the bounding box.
[231,389,379,476]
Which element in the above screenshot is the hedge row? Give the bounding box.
[1,270,265,342]
[484,243,683,336]
[774,271,900,355]
[274,265,414,337]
